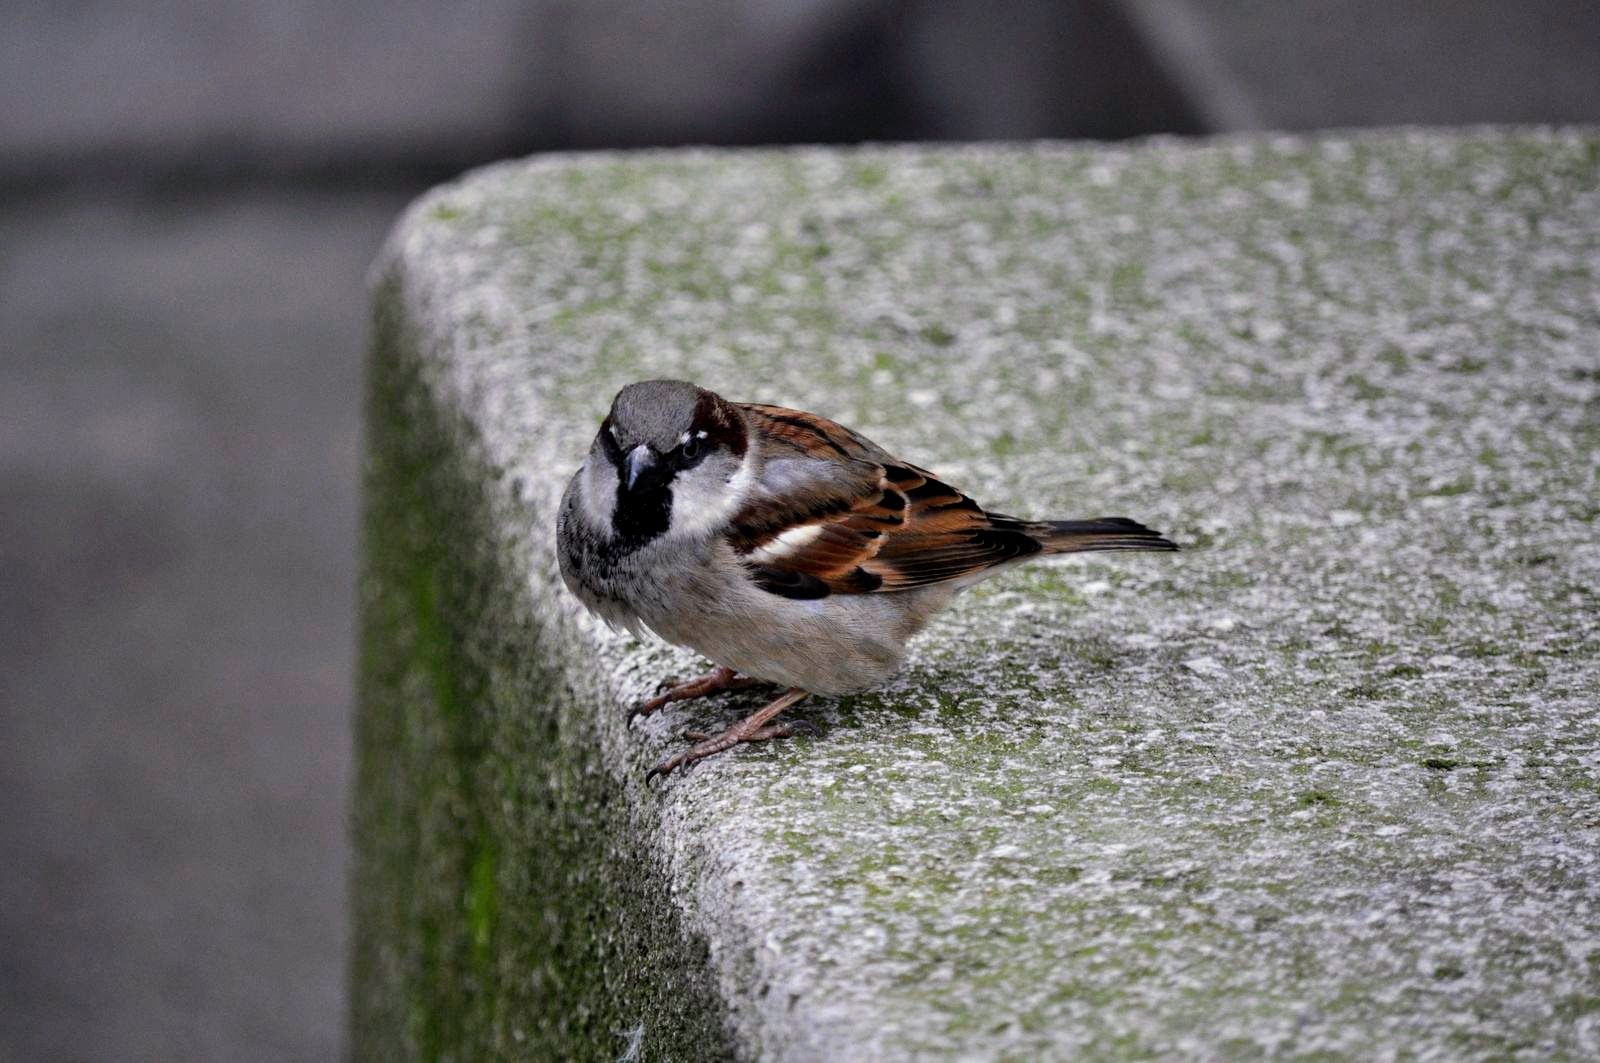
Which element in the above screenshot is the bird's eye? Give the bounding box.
[680,435,703,461]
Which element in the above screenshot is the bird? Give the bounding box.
[556,379,1177,779]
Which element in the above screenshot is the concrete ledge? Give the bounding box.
[350,132,1600,1059]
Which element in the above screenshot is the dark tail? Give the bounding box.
[1035,517,1178,554]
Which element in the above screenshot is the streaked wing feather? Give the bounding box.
[730,404,1042,597]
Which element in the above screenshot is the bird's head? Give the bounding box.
[581,379,751,545]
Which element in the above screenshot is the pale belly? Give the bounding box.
[640,552,957,696]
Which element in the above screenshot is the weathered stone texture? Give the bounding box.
[352,132,1600,1060]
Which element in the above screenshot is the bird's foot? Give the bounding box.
[680,718,820,743]
[628,665,763,723]
[648,688,810,781]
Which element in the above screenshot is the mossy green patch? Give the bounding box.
[349,274,733,1061]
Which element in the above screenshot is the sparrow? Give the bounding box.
[557,379,1176,779]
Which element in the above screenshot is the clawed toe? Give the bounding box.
[627,665,767,725]
[644,758,678,784]
[629,694,670,723]
[644,688,811,782]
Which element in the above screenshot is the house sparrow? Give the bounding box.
[557,379,1176,778]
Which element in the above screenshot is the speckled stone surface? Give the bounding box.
[350,132,1600,1061]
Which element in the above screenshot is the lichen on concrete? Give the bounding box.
[351,132,1600,1060]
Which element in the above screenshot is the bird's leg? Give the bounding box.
[629,665,764,722]
[647,688,810,781]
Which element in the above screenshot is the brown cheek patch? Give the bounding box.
[693,392,748,457]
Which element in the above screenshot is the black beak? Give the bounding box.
[623,445,659,491]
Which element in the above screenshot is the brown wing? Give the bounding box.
[729,403,1046,599]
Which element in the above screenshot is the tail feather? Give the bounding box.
[1035,517,1178,554]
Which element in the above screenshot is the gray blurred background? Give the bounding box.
[3,2,1598,1058]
